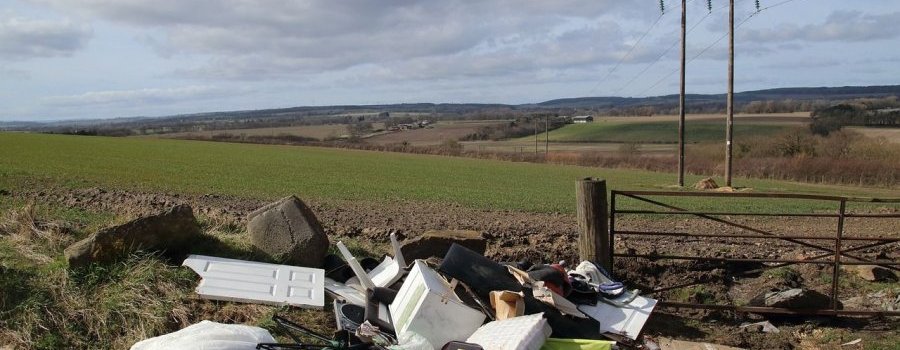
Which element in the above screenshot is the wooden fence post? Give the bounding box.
[576,178,610,270]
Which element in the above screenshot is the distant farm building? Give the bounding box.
[572,115,594,124]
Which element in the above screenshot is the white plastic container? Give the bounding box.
[390,260,486,350]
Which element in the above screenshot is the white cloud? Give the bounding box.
[27,0,642,80]
[42,85,238,107]
[742,10,900,43]
[0,13,92,59]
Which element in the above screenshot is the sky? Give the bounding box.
[1,0,898,121]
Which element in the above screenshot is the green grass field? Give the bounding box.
[1,133,896,213]
[532,121,790,143]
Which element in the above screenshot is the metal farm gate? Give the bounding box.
[609,190,900,316]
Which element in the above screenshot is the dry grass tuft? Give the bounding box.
[0,204,72,264]
[1,204,331,349]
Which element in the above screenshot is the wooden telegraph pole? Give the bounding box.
[725,0,735,186]
[677,0,687,187]
[534,117,538,154]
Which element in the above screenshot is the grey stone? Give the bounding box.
[65,204,201,268]
[740,321,779,334]
[749,288,841,310]
[400,229,486,261]
[248,196,329,267]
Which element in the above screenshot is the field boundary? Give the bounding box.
[610,190,900,316]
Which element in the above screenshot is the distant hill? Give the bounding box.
[535,85,900,108]
[5,85,899,132]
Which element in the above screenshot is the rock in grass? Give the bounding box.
[694,177,718,190]
[65,205,201,268]
[247,196,329,267]
[400,229,486,261]
[749,288,840,310]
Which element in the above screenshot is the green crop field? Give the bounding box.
[1,133,896,213]
[533,121,790,143]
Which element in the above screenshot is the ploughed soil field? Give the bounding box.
[4,185,897,349]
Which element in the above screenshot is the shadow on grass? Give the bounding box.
[184,233,270,263]
[0,266,36,314]
[643,312,707,339]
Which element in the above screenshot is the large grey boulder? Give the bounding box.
[749,288,841,310]
[65,204,201,268]
[248,196,329,267]
[400,229,486,261]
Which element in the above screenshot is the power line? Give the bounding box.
[612,3,720,95]
[588,13,664,94]
[635,11,755,96]
[587,0,702,95]
[633,0,804,97]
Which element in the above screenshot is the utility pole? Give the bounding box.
[534,117,538,154]
[725,0,735,186]
[678,0,686,187]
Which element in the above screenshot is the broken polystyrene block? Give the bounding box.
[182,255,325,309]
[577,293,657,340]
[466,313,551,350]
[390,260,486,350]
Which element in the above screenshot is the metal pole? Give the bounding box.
[678,0,687,187]
[832,200,845,311]
[725,0,735,186]
[609,191,617,276]
[545,116,549,155]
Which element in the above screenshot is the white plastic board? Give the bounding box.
[183,255,325,309]
[577,294,657,340]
